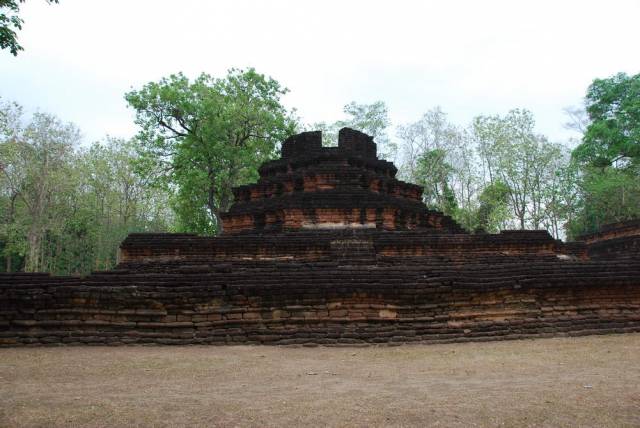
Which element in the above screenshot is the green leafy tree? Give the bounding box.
[568,72,640,237]
[396,107,579,236]
[541,155,580,239]
[568,165,640,238]
[397,107,480,229]
[397,107,454,180]
[472,109,563,230]
[414,148,454,211]
[68,138,173,272]
[310,101,396,160]
[574,72,640,168]
[1,0,58,56]
[338,101,395,159]
[1,99,173,274]
[475,181,510,233]
[0,109,79,272]
[126,68,297,235]
[0,99,24,270]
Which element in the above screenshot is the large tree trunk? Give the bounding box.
[4,193,18,272]
[206,166,223,236]
[25,228,40,272]
[213,207,223,236]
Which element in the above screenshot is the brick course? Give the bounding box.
[1,128,639,346]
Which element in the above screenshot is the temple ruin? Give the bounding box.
[1,128,639,346]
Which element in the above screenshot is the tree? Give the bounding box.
[574,72,640,168]
[414,148,454,212]
[563,105,589,135]
[68,138,173,272]
[1,0,58,56]
[562,105,590,148]
[0,105,79,272]
[397,107,454,181]
[339,101,395,158]
[310,101,396,160]
[0,99,24,270]
[567,165,640,238]
[475,181,510,233]
[567,72,640,237]
[541,151,580,239]
[474,110,527,228]
[472,109,567,230]
[1,99,174,274]
[395,106,579,236]
[126,68,297,235]
[396,107,481,230]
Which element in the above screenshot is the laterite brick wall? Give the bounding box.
[2,254,639,346]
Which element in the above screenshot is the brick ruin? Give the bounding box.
[1,128,639,346]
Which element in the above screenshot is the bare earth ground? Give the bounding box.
[1,335,639,428]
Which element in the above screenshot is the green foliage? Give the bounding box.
[567,165,640,238]
[541,159,581,238]
[396,107,577,237]
[574,72,640,168]
[310,101,396,160]
[414,148,453,210]
[339,101,394,157]
[567,72,640,238]
[397,107,459,180]
[0,0,58,56]
[6,67,638,275]
[72,139,174,271]
[396,107,481,231]
[0,99,172,274]
[1,109,80,272]
[475,181,510,233]
[472,109,567,231]
[126,68,297,235]
[309,74,638,239]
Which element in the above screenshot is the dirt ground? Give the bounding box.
[1,334,639,428]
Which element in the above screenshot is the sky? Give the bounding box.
[2,0,640,146]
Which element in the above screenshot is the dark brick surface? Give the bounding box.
[1,129,639,346]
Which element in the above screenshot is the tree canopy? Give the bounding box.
[574,72,640,168]
[0,0,58,56]
[567,72,640,237]
[125,68,297,235]
[1,99,171,273]
[310,101,396,160]
[3,68,640,274]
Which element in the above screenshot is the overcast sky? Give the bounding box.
[3,0,640,145]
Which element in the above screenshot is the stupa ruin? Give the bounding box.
[1,128,639,346]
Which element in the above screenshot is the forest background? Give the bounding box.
[1,1,639,274]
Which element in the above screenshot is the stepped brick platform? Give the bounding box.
[221,128,464,234]
[1,129,639,346]
[577,219,640,259]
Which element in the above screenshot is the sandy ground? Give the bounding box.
[1,334,639,428]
